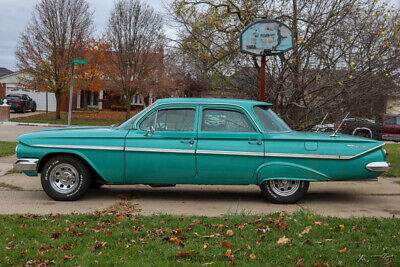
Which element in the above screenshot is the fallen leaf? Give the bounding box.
[297,257,304,267]
[203,243,208,250]
[225,249,232,256]
[246,244,252,251]
[62,255,75,261]
[177,250,198,257]
[339,247,347,253]
[93,240,107,250]
[221,241,233,247]
[307,215,314,219]
[339,224,345,229]
[277,236,290,244]
[226,230,234,236]
[315,222,323,225]
[51,231,62,240]
[299,226,312,236]
[249,253,257,260]
[202,262,215,266]
[116,216,124,221]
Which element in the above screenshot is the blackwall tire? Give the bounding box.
[41,155,91,201]
[31,104,36,112]
[260,180,309,204]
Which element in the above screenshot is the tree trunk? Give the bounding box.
[55,90,61,119]
[125,93,133,120]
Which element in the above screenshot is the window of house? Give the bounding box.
[201,108,255,132]
[140,108,196,131]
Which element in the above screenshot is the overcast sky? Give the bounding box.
[0,0,173,71]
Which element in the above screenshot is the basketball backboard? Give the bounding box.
[240,19,293,56]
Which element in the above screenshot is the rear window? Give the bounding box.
[6,95,21,99]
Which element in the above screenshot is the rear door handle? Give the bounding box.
[248,140,262,145]
[180,140,194,145]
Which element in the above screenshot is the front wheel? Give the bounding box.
[31,104,36,112]
[41,156,91,201]
[260,180,309,204]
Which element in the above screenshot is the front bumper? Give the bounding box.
[366,162,391,172]
[13,158,39,171]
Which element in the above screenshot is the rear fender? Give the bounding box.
[255,162,330,185]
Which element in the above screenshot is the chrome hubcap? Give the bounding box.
[270,180,300,196]
[49,163,79,194]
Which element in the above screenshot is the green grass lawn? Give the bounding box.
[0,142,18,157]
[383,144,400,177]
[0,210,399,266]
[10,112,126,126]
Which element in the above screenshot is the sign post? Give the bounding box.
[68,58,87,126]
[239,19,293,102]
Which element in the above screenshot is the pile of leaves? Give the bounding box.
[0,212,399,265]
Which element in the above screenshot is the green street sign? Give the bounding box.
[72,59,88,64]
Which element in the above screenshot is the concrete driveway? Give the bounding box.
[0,171,399,217]
[1,124,399,217]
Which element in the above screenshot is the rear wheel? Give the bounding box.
[41,156,91,201]
[260,180,309,204]
[31,104,36,112]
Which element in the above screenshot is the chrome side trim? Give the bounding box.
[265,152,351,160]
[13,158,39,171]
[266,143,384,160]
[31,144,124,151]
[197,150,264,157]
[133,102,263,133]
[125,147,195,154]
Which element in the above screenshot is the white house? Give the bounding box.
[0,71,57,111]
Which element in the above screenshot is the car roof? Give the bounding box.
[6,94,23,97]
[156,98,272,108]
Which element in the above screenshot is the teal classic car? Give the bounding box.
[14,98,390,203]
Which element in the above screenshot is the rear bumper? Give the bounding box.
[13,158,39,171]
[366,162,391,172]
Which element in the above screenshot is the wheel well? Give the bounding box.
[38,153,105,183]
[352,127,372,138]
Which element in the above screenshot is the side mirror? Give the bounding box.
[144,126,155,136]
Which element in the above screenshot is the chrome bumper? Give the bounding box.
[366,162,391,172]
[13,158,39,171]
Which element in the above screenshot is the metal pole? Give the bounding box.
[68,63,74,126]
[260,55,266,102]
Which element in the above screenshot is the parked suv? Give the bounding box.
[6,94,36,113]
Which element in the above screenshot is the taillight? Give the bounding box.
[383,149,388,156]
[16,100,22,103]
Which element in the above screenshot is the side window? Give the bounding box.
[385,116,396,125]
[140,112,156,131]
[201,109,256,132]
[140,108,196,131]
[156,109,195,131]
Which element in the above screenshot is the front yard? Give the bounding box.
[10,110,134,126]
[0,142,18,157]
[0,210,399,266]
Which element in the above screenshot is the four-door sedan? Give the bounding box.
[14,98,390,203]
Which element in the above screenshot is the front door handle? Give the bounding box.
[180,140,194,145]
[248,140,262,145]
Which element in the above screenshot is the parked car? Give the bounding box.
[14,98,390,203]
[341,114,400,141]
[6,94,36,113]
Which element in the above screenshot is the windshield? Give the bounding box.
[118,102,157,129]
[253,105,291,132]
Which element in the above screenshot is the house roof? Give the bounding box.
[0,67,13,77]
[157,98,271,107]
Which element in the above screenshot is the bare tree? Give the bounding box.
[105,0,165,119]
[16,0,93,119]
[170,0,400,129]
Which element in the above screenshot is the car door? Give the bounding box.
[196,105,264,185]
[125,104,198,184]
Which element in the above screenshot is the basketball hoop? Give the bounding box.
[240,19,293,101]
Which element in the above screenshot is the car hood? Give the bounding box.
[16,126,127,146]
[264,131,384,159]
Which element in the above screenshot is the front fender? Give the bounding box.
[255,162,331,185]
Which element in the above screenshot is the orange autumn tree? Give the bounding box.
[15,0,93,119]
[75,39,110,108]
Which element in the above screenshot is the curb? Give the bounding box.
[0,121,68,127]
